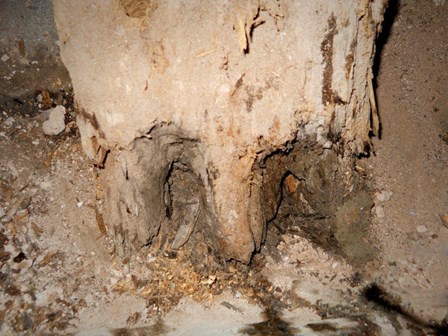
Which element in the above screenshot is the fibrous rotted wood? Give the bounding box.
[53,0,387,263]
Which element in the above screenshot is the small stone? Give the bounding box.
[376,191,392,202]
[1,54,9,62]
[42,105,66,135]
[375,205,385,218]
[322,141,332,149]
[4,117,14,127]
[416,225,427,233]
[0,208,5,219]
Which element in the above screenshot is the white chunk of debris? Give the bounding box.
[1,54,9,62]
[416,225,428,233]
[375,205,385,218]
[42,105,66,135]
[375,190,392,202]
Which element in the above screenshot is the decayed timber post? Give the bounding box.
[53,0,386,263]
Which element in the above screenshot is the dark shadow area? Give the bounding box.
[373,0,400,80]
[364,283,448,336]
[372,0,400,139]
[260,139,377,267]
[239,308,299,336]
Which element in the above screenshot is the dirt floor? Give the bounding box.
[0,0,447,335]
[365,0,448,328]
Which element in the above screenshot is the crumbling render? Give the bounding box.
[53,0,387,263]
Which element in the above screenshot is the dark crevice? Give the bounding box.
[371,0,399,140]
[266,171,297,225]
[258,139,362,265]
[373,0,399,80]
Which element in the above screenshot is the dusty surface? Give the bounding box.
[365,0,448,325]
[0,0,447,335]
[0,0,70,100]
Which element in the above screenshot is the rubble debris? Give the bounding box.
[2,192,31,223]
[42,105,66,136]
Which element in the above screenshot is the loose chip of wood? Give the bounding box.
[95,207,107,236]
[70,142,80,153]
[0,251,11,263]
[221,301,243,313]
[40,90,53,109]
[126,312,141,326]
[31,222,43,237]
[39,251,61,268]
